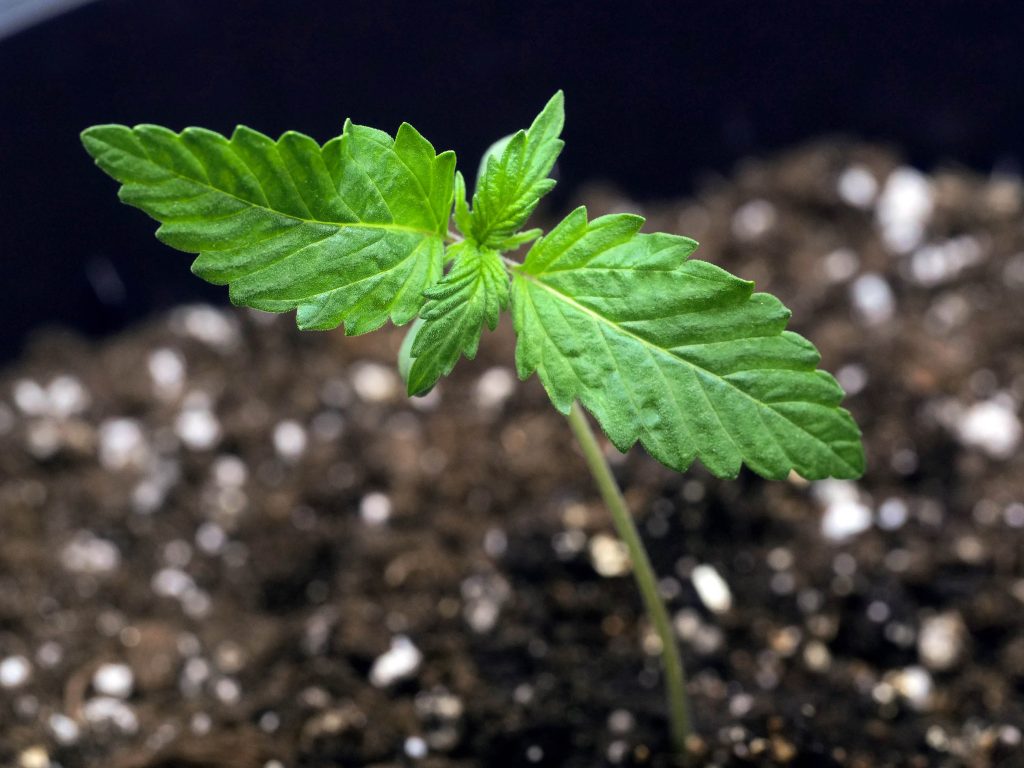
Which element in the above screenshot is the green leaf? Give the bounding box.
[511,208,865,481]
[81,121,456,334]
[406,241,510,396]
[452,171,472,245]
[492,228,543,252]
[476,133,516,186]
[466,91,564,248]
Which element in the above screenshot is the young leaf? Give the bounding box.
[81,121,455,334]
[466,91,564,248]
[452,171,472,245]
[397,317,424,385]
[405,242,510,396]
[511,208,865,481]
[492,228,543,252]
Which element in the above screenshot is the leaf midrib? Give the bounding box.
[516,269,858,474]
[473,137,546,242]
[107,140,443,241]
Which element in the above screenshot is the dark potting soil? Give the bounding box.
[2,141,1024,767]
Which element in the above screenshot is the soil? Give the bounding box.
[2,141,1024,767]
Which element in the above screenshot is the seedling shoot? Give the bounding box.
[81,92,864,759]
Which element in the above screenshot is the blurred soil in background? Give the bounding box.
[1,141,1023,767]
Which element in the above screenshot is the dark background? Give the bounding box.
[2,0,1023,360]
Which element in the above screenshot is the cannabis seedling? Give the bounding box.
[81,92,864,757]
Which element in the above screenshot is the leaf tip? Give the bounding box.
[436,148,458,167]
[79,123,128,154]
[230,124,259,142]
[566,204,589,222]
[295,303,344,332]
[79,127,102,156]
[544,89,565,117]
[79,125,102,144]
[405,369,437,398]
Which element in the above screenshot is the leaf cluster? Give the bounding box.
[82,92,864,481]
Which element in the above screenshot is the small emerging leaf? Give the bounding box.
[452,171,472,248]
[406,242,510,396]
[397,317,424,387]
[465,92,564,248]
[512,208,865,481]
[476,133,516,184]
[81,121,455,334]
[493,228,543,252]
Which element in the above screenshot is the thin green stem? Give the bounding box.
[566,401,692,758]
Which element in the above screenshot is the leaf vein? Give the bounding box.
[521,272,858,475]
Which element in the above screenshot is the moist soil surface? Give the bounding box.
[2,142,1024,768]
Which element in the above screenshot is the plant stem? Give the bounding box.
[566,401,692,757]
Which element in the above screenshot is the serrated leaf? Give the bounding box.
[406,242,510,396]
[466,92,564,248]
[511,208,865,481]
[493,228,543,252]
[81,121,455,334]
